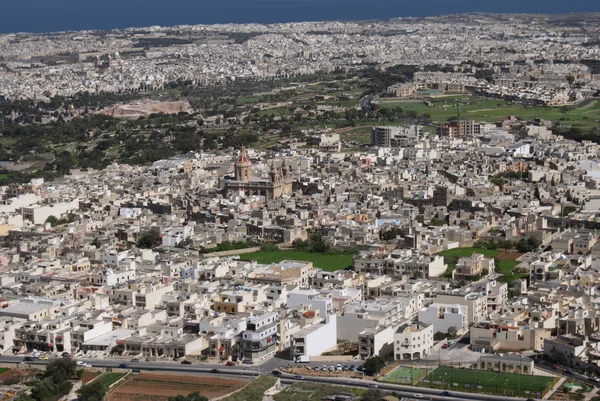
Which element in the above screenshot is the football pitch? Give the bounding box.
[381,366,427,385]
[420,366,555,398]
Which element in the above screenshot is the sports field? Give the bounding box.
[381,366,427,385]
[241,250,353,271]
[420,366,555,398]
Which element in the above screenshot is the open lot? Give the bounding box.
[242,250,353,271]
[107,373,249,401]
[420,366,555,398]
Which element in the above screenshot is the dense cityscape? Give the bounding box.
[0,11,599,401]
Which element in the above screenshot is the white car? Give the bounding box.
[76,361,86,366]
[414,395,423,399]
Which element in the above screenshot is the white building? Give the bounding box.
[241,311,279,361]
[162,226,193,247]
[287,289,332,319]
[394,321,434,360]
[119,208,142,219]
[291,315,337,359]
[418,303,468,335]
[102,251,129,267]
[22,199,79,225]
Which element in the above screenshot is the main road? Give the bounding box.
[0,355,542,401]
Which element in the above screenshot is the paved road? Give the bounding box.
[0,355,542,401]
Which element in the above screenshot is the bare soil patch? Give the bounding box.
[81,371,101,384]
[107,373,249,401]
[496,251,522,261]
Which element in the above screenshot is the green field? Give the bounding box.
[242,250,353,271]
[437,247,521,283]
[381,366,427,385]
[222,376,277,401]
[274,382,365,401]
[237,97,260,105]
[378,97,600,128]
[98,372,125,389]
[421,366,555,398]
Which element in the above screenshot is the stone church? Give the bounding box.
[224,146,293,200]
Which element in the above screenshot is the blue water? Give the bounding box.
[2,0,598,34]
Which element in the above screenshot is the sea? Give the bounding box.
[2,0,598,34]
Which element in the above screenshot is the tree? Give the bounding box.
[380,230,397,240]
[360,389,383,401]
[434,331,446,341]
[110,345,124,355]
[168,394,208,401]
[428,218,445,227]
[91,237,101,248]
[447,326,458,339]
[77,381,106,401]
[44,359,77,382]
[137,228,161,249]
[363,356,386,376]
[46,215,59,226]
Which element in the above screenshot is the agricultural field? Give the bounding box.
[107,373,249,401]
[99,372,126,389]
[381,366,427,385]
[242,250,353,271]
[274,382,365,401]
[437,247,523,283]
[420,366,555,398]
[80,371,101,384]
[220,376,277,401]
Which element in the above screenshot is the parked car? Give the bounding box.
[130,358,140,363]
[76,361,87,366]
[272,370,282,376]
[329,366,335,371]
[312,367,319,371]
[350,365,355,371]
[552,364,560,370]
[441,391,453,397]
[342,365,349,371]
[293,375,303,380]
[39,356,48,361]
[118,363,129,369]
[24,356,34,362]
[210,369,221,373]
[414,395,424,399]
[566,369,574,374]
[441,343,449,349]
[181,360,192,365]
[225,361,236,366]
[242,359,253,365]
[368,383,378,388]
